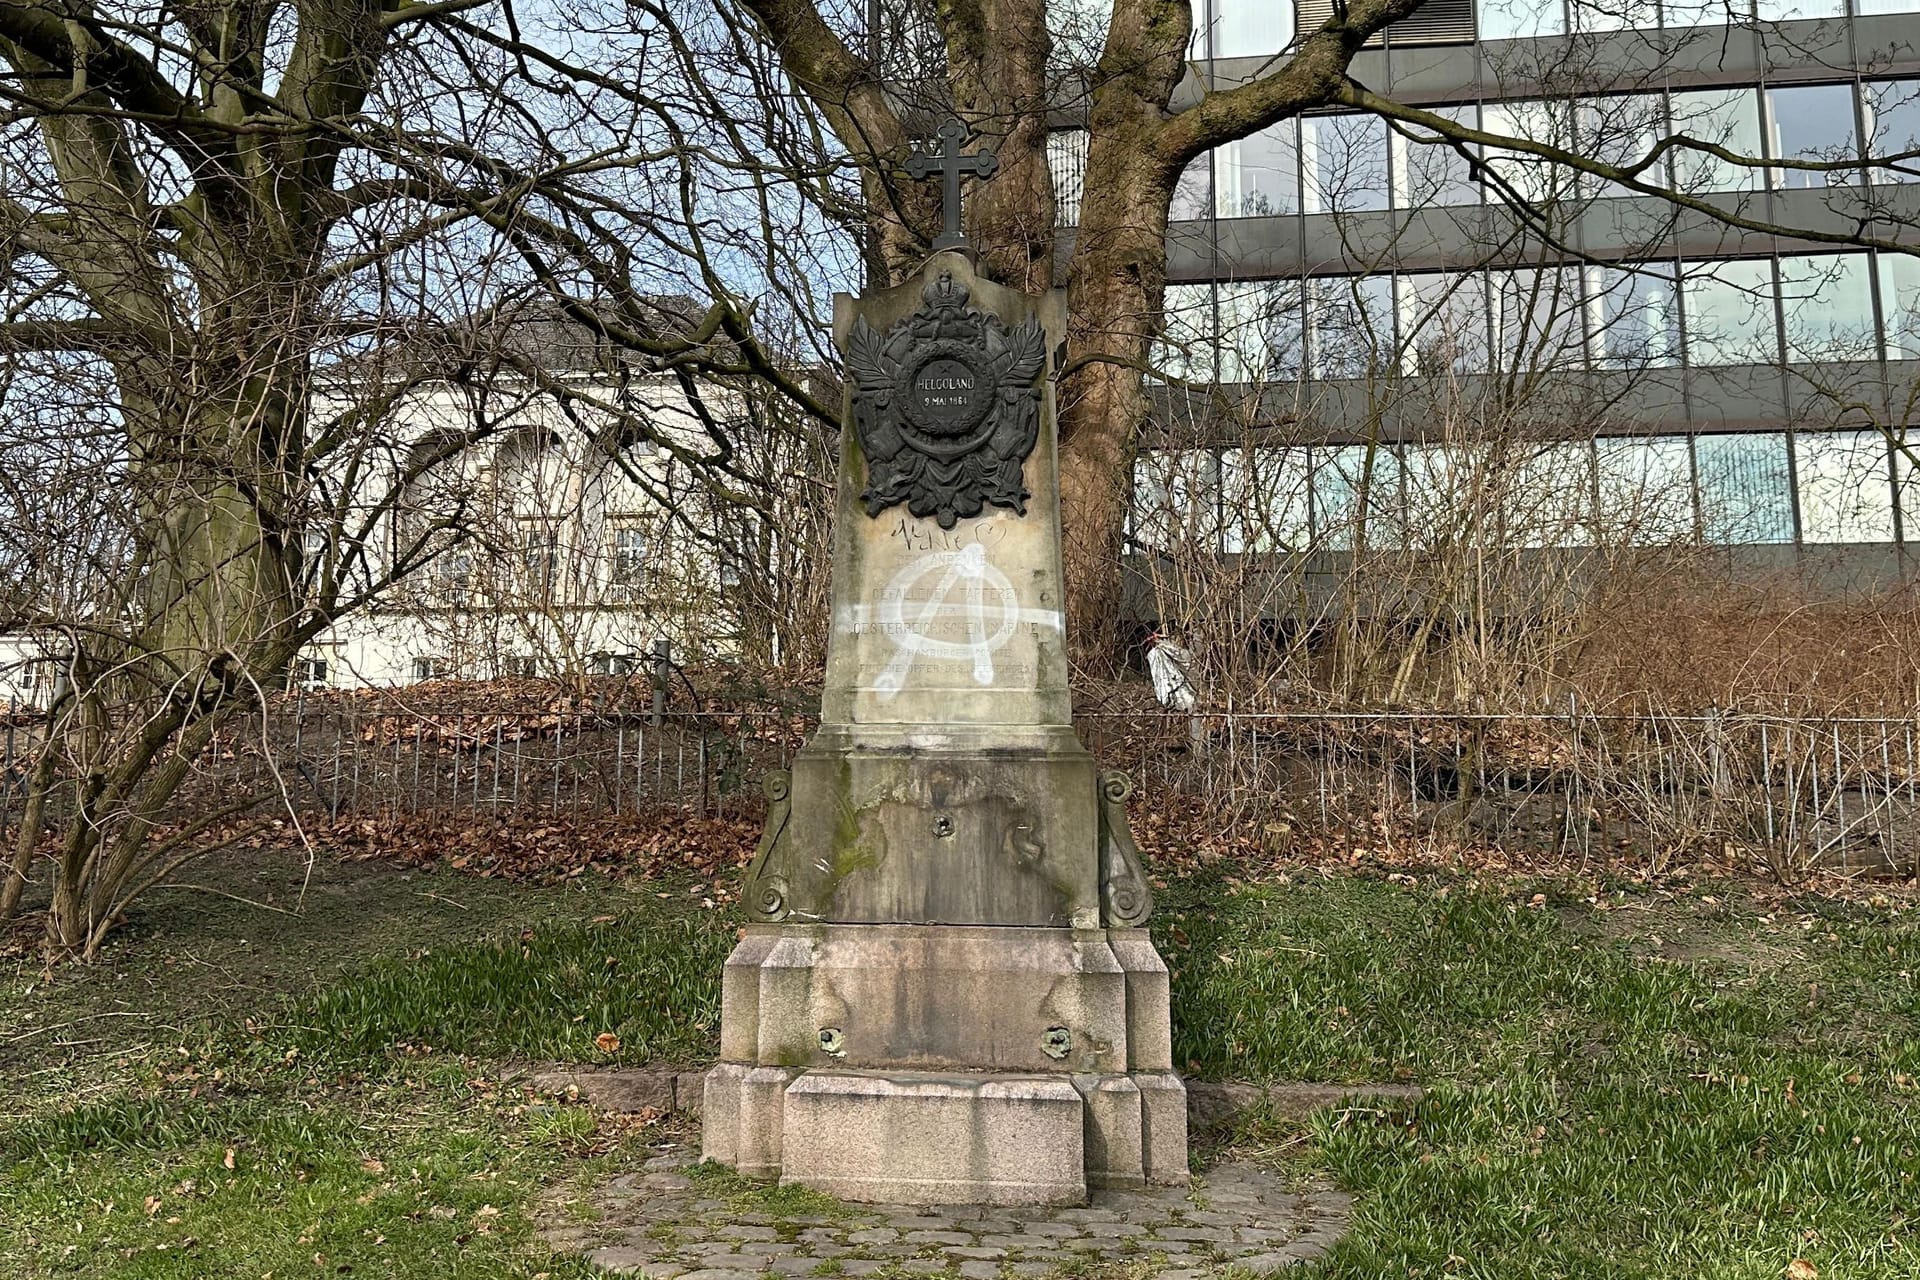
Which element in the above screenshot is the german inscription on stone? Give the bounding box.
[845,270,1046,529]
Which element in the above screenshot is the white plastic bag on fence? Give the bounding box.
[1147,634,1198,712]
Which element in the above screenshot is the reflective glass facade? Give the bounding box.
[1059,8,1920,555]
[1135,429,1898,549]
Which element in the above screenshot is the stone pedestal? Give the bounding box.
[703,923,1187,1200]
[702,250,1187,1202]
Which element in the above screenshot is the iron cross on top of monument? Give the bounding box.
[907,118,998,252]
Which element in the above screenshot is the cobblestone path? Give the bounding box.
[543,1145,1351,1280]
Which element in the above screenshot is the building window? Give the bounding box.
[1131,450,1221,553]
[1766,84,1858,190]
[1878,251,1920,360]
[1218,279,1307,383]
[1205,0,1294,59]
[1154,284,1217,383]
[1390,104,1480,209]
[1308,276,1395,378]
[1696,433,1795,544]
[1301,113,1391,214]
[1398,272,1491,375]
[1588,263,1682,369]
[1669,88,1764,194]
[1311,444,1403,550]
[1680,258,1778,367]
[1300,0,1473,42]
[1777,253,1877,363]
[1569,0,1658,30]
[610,522,649,597]
[1796,430,1894,543]
[1047,130,1088,227]
[1171,156,1212,222]
[1480,100,1579,204]
[1402,445,1472,549]
[1478,0,1566,39]
[1895,437,1920,533]
[1662,0,1745,25]
[1221,447,1311,553]
[431,549,472,606]
[1595,436,1695,544]
[1755,0,1845,16]
[1215,121,1300,218]
[1862,80,1920,185]
[1577,94,1669,197]
[1503,442,1596,548]
[412,656,451,682]
[519,522,559,596]
[1491,267,1586,374]
[294,656,330,687]
[501,655,538,679]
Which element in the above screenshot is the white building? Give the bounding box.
[0,630,61,709]
[297,365,770,689]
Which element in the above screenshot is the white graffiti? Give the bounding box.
[837,542,1062,698]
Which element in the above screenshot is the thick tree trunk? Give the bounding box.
[1057,130,1182,666]
[37,379,304,956]
[1058,354,1151,665]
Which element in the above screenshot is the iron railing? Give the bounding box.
[3,697,1917,878]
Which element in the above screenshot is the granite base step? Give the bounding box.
[779,1069,1087,1205]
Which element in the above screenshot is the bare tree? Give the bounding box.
[5,0,1917,953]
[0,1,827,955]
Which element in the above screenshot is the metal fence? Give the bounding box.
[1080,709,1920,876]
[4,696,1918,877]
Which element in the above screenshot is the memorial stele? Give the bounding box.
[701,121,1188,1204]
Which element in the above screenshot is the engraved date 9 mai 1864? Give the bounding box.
[845,270,1047,530]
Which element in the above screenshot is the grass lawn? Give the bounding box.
[2,850,1916,1279]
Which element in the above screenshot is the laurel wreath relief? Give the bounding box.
[844,270,1048,530]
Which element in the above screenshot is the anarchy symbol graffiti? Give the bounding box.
[873,543,1018,696]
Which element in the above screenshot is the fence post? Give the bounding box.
[1706,703,1730,803]
[291,684,305,813]
[1562,692,1578,857]
[650,638,671,728]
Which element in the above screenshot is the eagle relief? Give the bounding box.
[844,270,1048,530]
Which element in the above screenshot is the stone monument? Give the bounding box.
[702,121,1187,1205]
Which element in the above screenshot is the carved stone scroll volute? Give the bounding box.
[743,770,792,922]
[1097,771,1152,928]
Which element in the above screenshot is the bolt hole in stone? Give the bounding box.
[817,1027,845,1056]
[931,815,955,838]
[1041,1026,1071,1059]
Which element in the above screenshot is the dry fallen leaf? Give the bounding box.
[1787,1260,1818,1280]
[359,1158,385,1174]
[594,1032,621,1054]
[222,1148,236,1170]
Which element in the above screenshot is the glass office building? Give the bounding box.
[1052,2,1920,575]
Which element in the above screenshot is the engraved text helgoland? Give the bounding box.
[836,540,1064,699]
